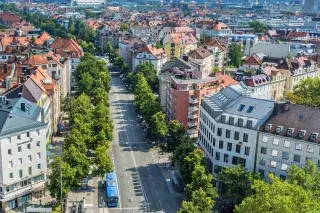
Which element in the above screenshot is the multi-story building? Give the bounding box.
[204,38,227,69]
[50,38,84,88]
[198,85,274,177]
[160,57,238,138]
[304,0,318,13]
[196,22,232,39]
[163,33,198,61]
[132,45,167,74]
[262,65,286,100]
[256,103,320,180]
[228,34,258,56]
[188,47,213,75]
[243,74,271,99]
[0,97,47,212]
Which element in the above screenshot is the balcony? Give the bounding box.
[187,128,197,135]
[189,98,199,104]
[188,106,199,112]
[188,121,197,127]
[188,114,198,119]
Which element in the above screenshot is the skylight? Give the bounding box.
[238,104,245,112]
[247,106,254,113]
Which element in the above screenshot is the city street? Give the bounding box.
[108,76,183,213]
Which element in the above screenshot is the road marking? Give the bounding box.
[149,175,152,179]
[159,199,162,205]
[110,207,141,210]
[152,182,155,186]
[113,85,149,212]
[146,168,150,172]
[156,190,158,195]
[84,204,93,207]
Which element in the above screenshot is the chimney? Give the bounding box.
[21,102,26,112]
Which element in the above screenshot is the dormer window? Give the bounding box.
[299,130,307,138]
[275,126,283,134]
[311,132,319,141]
[287,128,294,136]
[265,124,272,131]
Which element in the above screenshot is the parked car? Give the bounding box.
[171,172,185,192]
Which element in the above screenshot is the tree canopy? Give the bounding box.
[228,43,242,67]
[286,77,320,107]
[135,62,158,92]
[249,20,267,33]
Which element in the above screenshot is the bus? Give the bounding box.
[105,172,119,207]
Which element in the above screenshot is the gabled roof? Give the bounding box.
[243,54,262,66]
[50,38,83,58]
[188,47,212,60]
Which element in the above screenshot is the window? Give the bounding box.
[9,173,13,179]
[232,156,246,167]
[215,152,220,160]
[293,155,300,163]
[37,141,40,147]
[27,144,31,150]
[271,149,278,157]
[281,163,288,171]
[259,158,266,166]
[214,165,222,174]
[236,144,241,153]
[243,133,248,142]
[227,142,232,151]
[8,161,13,168]
[282,152,289,160]
[245,146,250,156]
[219,141,224,149]
[217,128,222,136]
[258,169,264,177]
[28,167,32,175]
[272,138,279,146]
[247,106,254,113]
[226,130,230,138]
[28,155,32,162]
[306,157,312,162]
[270,161,277,168]
[36,130,40,136]
[18,158,22,165]
[224,154,229,163]
[37,153,41,159]
[295,143,302,151]
[18,146,21,152]
[262,135,268,143]
[284,140,290,148]
[234,131,239,140]
[260,147,267,154]
[19,170,23,178]
[238,104,245,111]
[37,163,41,170]
[307,145,314,153]
[8,149,12,155]
[7,137,11,143]
[17,135,21,140]
[318,160,320,167]
[27,132,30,137]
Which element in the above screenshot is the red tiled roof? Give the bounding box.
[50,38,83,58]
[243,54,262,66]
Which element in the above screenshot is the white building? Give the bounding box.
[198,85,274,178]
[257,104,320,180]
[132,45,167,75]
[0,97,47,212]
[228,34,258,56]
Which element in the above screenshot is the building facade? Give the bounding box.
[0,97,47,212]
[198,86,274,178]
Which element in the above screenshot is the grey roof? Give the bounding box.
[261,104,320,143]
[202,86,274,128]
[22,78,43,103]
[0,97,46,137]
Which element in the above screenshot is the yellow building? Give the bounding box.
[263,66,286,100]
[163,33,198,61]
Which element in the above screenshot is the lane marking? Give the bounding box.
[152,182,155,186]
[156,190,158,195]
[159,199,161,205]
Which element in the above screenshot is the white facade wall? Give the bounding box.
[256,132,320,179]
[132,52,167,75]
[0,127,47,211]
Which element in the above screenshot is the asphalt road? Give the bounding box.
[108,76,182,213]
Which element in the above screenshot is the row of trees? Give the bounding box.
[47,54,113,200]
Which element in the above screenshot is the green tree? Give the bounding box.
[135,62,158,91]
[287,160,320,198]
[113,56,125,70]
[286,77,320,107]
[92,145,113,177]
[212,66,220,73]
[218,165,261,206]
[119,23,129,31]
[235,174,320,213]
[77,72,94,95]
[178,188,214,213]
[180,149,205,184]
[186,164,218,201]
[228,43,242,67]
[249,20,267,33]
[47,157,75,201]
[61,92,72,113]
[150,111,167,139]
[166,120,186,152]
[172,136,195,167]
[68,17,75,34]
[69,93,92,126]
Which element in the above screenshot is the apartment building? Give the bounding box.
[0,97,47,212]
[198,85,274,177]
[257,104,320,180]
[196,22,232,39]
[204,38,227,69]
[228,34,258,56]
[262,65,286,100]
[132,44,167,74]
[243,74,271,99]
